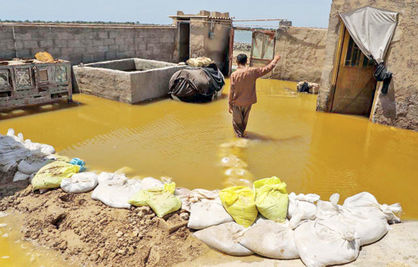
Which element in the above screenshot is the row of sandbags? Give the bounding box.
[29,162,183,218]
[190,190,401,267]
[0,129,55,182]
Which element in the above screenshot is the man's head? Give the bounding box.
[236,54,247,66]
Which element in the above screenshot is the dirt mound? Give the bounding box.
[0,185,209,266]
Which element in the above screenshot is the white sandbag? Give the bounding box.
[239,218,298,259]
[96,172,126,184]
[13,171,30,182]
[17,158,49,175]
[23,140,55,156]
[343,192,402,223]
[61,172,98,193]
[341,192,402,245]
[177,188,219,212]
[0,135,30,172]
[294,220,360,267]
[288,192,319,229]
[294,193,360,267]
[342,207,389,246]
[91,172,141,209]
[194,222,253,256]
[188,198,233,229]
[140,177,163,190]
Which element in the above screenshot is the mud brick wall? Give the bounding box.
[0,23,178,64]
[317,0,418,131]
[271,27,327,83]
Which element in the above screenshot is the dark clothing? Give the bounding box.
[373,62,392,94]
[168,66,225,103]
[232,105,252,137]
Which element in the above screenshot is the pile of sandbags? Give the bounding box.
[190,185,401,267]
[0,129,55,182]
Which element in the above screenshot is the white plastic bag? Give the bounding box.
[140,177,163,190]
[18,158,49,175]
[13,171,30,182]
[91,172,141,208]
[342,192,402,245]
[239,218,299,259]
[288,192,319,229]
[0,135,30,172]
[194,222,253,256]
[177,188,219,212]
[294,194,360,267]
[294,220,360,267]
[343,192,402,223]
[61,172,98,193]
[188,198,233,229]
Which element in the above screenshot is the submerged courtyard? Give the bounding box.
[1,79,417,219]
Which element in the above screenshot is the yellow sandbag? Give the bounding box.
[219,186,257,227]
[253,176,288,222]
[129,182,181,217]
[128,190,149,206]
[31,161,80,190]
[163,182,176,194]
[35,51,54,63]
[146,191,182,217]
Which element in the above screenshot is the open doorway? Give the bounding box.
[249,31,275,69]
[331,27,377,116]
[178,22,190,62]
[231,29,252,72]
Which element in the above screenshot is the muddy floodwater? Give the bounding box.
[1,78,418,265]
[1,79,418,218]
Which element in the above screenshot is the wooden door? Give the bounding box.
[332,28,376,116]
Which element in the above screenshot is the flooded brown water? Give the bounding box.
[1,78,417,220]
[0,213,73,267]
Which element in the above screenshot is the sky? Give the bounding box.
[0,0,332,28]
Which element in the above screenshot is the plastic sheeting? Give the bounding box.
[340,6,398,63]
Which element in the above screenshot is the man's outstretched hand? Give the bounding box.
[273,54,281,63]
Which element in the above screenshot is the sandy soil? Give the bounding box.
[0,183,208,267]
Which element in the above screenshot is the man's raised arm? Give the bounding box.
[253,55,281,78]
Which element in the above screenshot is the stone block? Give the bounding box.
[98,31,109,39]
[103,39,115,45]
[39,40,54,48]
[54,39,68,48]
[67,39,82,48]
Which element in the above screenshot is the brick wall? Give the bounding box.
[0,23,178,64]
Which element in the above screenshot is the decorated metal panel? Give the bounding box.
[0,70,12,91]
[0,60,72,111]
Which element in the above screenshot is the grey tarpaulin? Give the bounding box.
[339,6,398,63]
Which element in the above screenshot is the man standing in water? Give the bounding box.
[229,54,281,137]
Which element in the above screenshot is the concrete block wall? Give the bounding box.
[271,27,327,83]
[0,23,178,65]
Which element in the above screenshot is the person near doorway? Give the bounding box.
[229,53,281,137]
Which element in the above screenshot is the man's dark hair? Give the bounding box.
[236,54,247,65]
